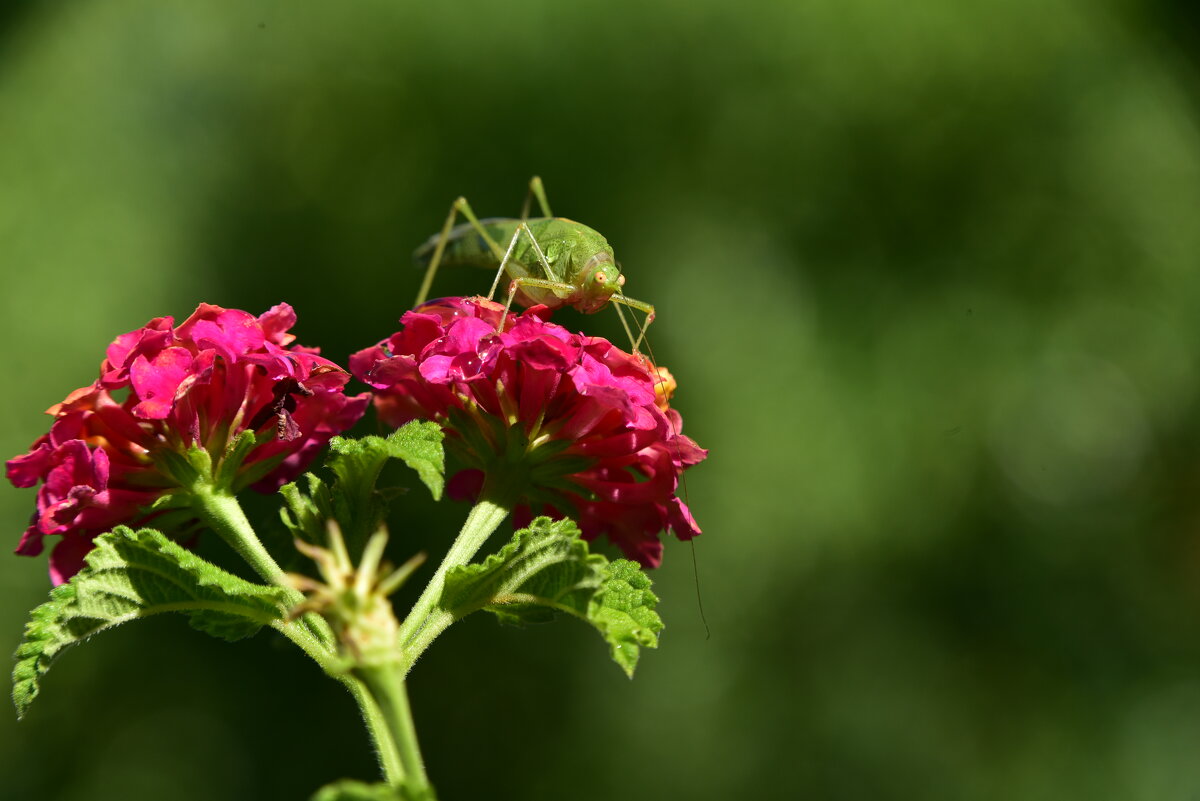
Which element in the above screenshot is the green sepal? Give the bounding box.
[216,429,265,490]
[12,526,290,719]
[146,490,195,513]
[145,433,268,496]
[152,446,210,488]
[441,517,663,676]
[311,779,436,801]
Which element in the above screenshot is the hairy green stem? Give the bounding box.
[188,477,414,786]
[270,618,337,672]
[191,484,292,589]
[186,457,514,793]
[396,476,518,670]
[198,486,405,785]
[356,664,429,792]
[191,484,336,648]
[269,616,403,781]
[342,674,406,786]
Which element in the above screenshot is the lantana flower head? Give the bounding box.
[7,303,369,584]
[350,297,706,567]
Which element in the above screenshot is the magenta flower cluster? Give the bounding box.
[8,295,706,583]
[6,303,368,583]
[350,297,706,567]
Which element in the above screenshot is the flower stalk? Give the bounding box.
[190,482,291,588]
[397,474,521,670]
[281,520,443,792]
[340,674,407,787]
[355,663,429,792]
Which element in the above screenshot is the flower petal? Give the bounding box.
[130,346,195,419]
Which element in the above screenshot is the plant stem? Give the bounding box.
[193,483,337,649]
[266,625,404,782]
[187,468,416,787]
[191,483,292,589]
[270,618,337,671]
[396,476,518,669]
[342,674,407,786]
[356,664,429,792]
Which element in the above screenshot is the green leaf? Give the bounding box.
[311,779,436,801]
[328,421,445,504]
[12,526,290,719]
[588,559,665,677]
[285,422,445,555]
[441,517,663,676]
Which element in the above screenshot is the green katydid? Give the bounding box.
[412,177,656,352]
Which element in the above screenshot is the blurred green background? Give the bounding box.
[4,0,1200,798]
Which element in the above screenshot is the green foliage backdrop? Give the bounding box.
[4,1,1200,798]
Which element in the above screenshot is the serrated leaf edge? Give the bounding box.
[441,518,664,676]
[12,526,288,719]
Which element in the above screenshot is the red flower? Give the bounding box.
[7,303,369,584]
[350,297,705,567]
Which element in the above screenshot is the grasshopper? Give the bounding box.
[413,177,656,352]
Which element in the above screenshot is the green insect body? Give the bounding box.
[415,217,623,313]
[412,178,656,351]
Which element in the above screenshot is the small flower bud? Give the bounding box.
[287,521,424,668]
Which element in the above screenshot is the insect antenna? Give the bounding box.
[612,301,639,354]
[639,332,710,641]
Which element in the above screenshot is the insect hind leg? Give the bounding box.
[413,196,508,308]
[520,176,554,220]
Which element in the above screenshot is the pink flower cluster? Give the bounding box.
[7,303,368,583]
[350,297,705,567]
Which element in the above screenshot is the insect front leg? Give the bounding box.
[492,222,572,331]
[487,224,528,301]
[611,294,656,354]
[413,196,509,307]
[499,275,579,327]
